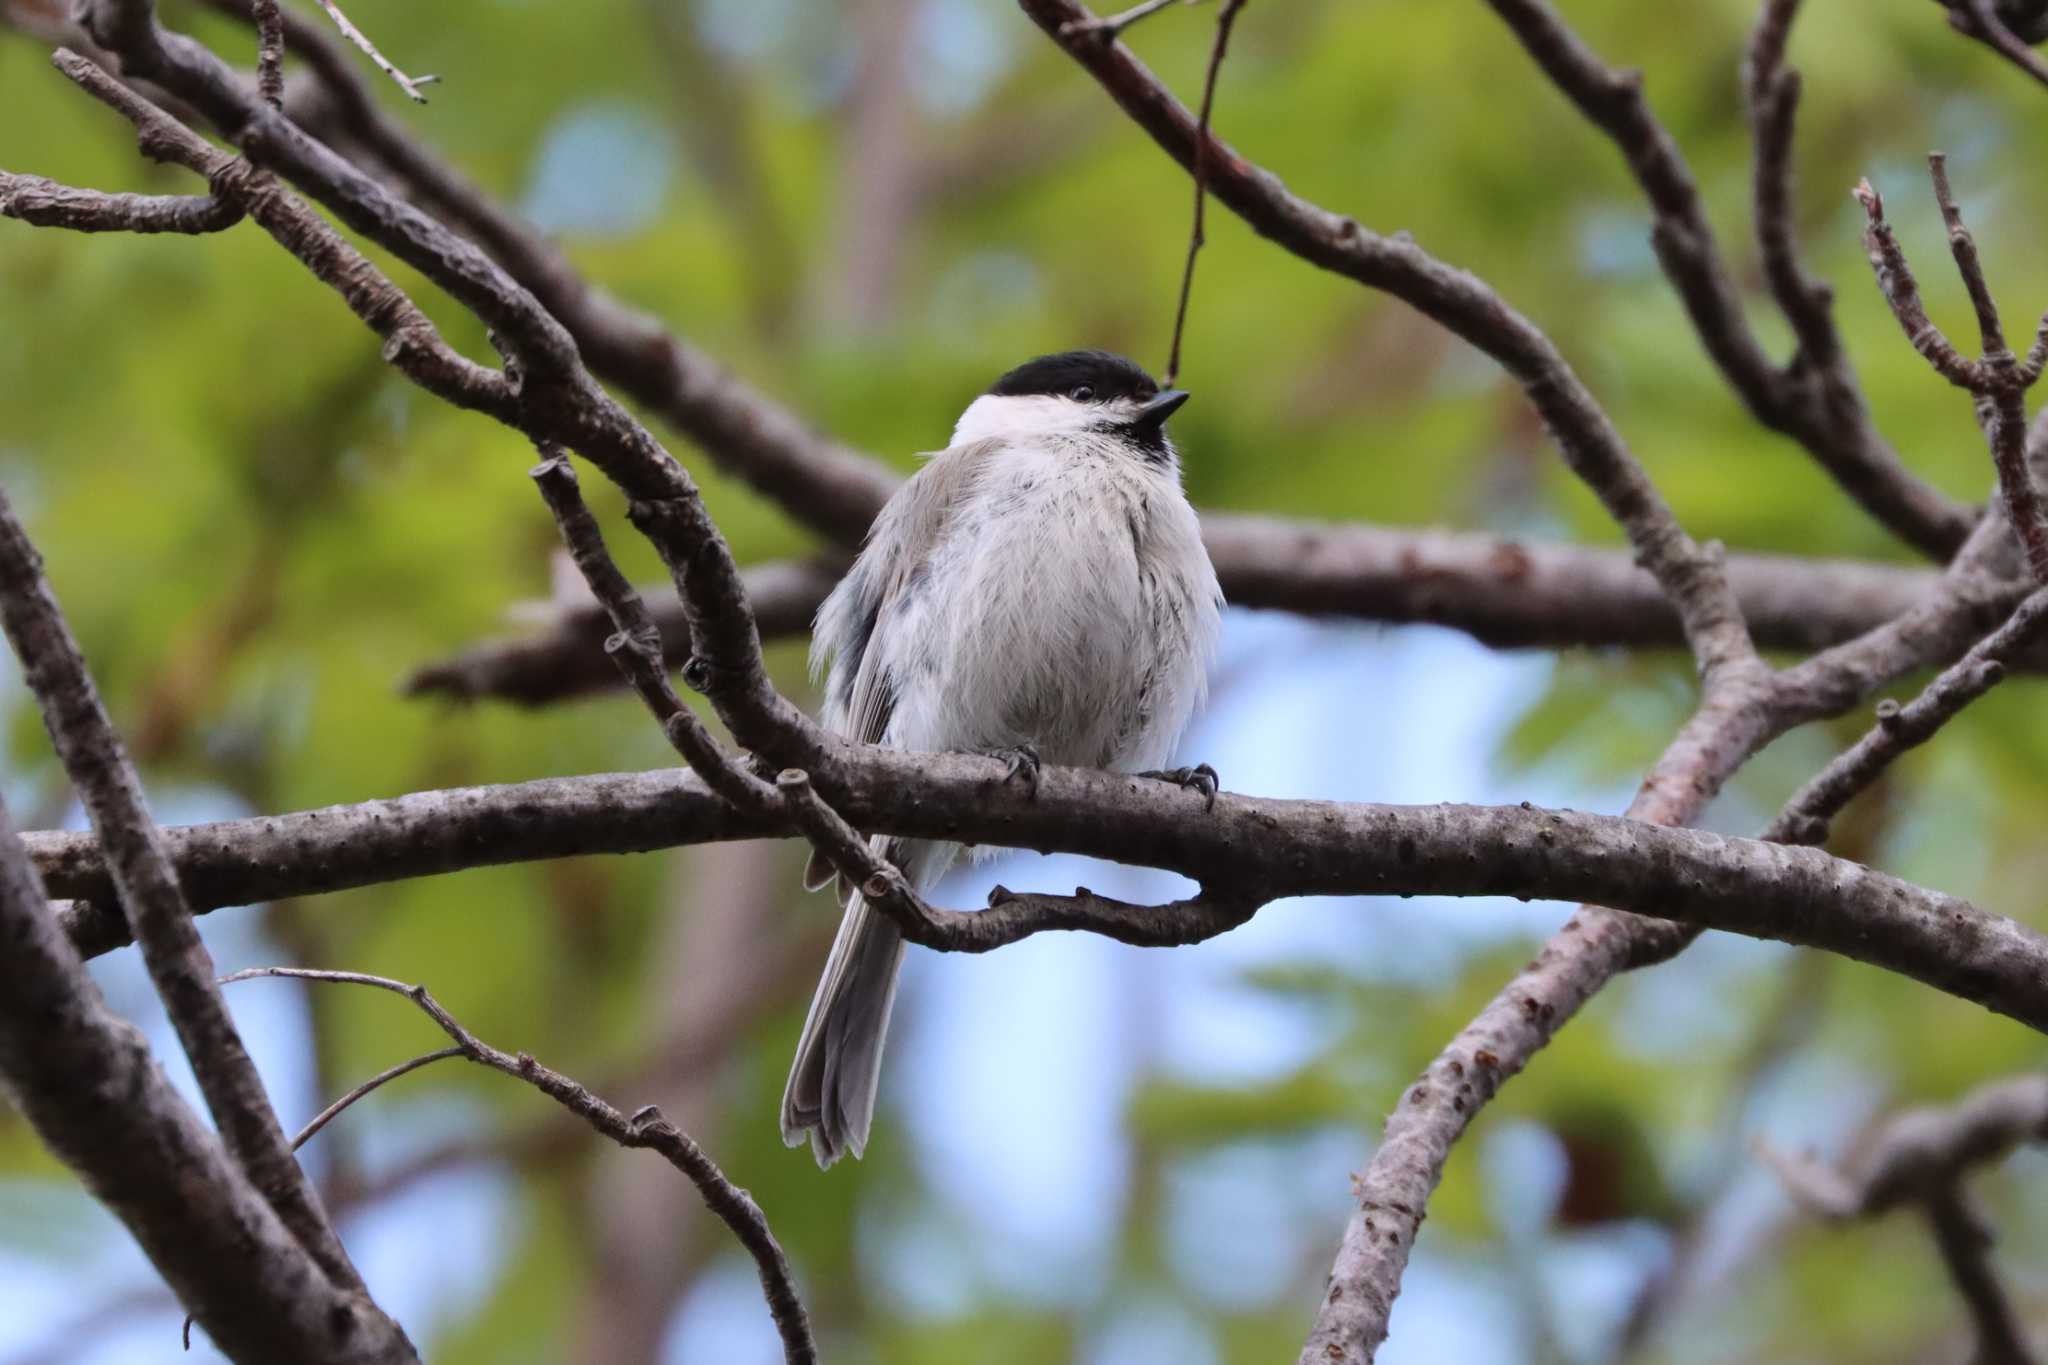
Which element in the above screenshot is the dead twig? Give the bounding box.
[309,0,438,103]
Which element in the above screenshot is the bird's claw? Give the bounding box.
[991,743,1042,798]
[1142,763,1219,810]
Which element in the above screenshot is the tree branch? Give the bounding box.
[1857,163,2048,582]
[0,170,241,232]
[403,555,843,705]
[403,529,2031,707]
[1481,0,1974,558]
[189,0,899,547]
[1777,584,2048,843]
[249,0,281,107]
[221,966,815,1365]
[1943,0,2048,89]
[528,452,781,814]
[18,760,2048,1033]
[1761,1072,2048,1365]
[0,792,415,1363]
[305,0,435,103]
[1310,501,2024,1363]
[1022,0,1756,683]
[0,484,389,1312]
[1746,0,1832,367]
[33,34,826,775]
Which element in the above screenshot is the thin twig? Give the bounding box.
[1853,178,1982,389]
[251,0,283,107]
[309,0,437,103]
[1774,585,2048,843]
[1929,154,2010,360]
[1855,162,2048,582]
[2020,312,2048,387]
[1163,0,1247,385]
[221,966,817,1365]
[1745,0,1838,366]
[1060,0,1195,41]
[288,1046,464,1153]
[176,1038,466,1351]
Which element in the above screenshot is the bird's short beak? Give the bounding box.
[1133,388,1190,433]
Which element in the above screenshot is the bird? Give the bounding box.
[780,349,1225,1168]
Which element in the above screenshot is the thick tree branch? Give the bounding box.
[0,485,388,1313]
[221,967,815,1365]
[404,529,2027,707]
[0,795,413,1363]
[403,556,842,706]
[22,761,2048,1036]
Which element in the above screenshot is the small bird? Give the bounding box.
[781,349,1224,1167]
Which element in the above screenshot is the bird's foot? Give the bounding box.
[1141,763,1219,810]
[989,743,1042,798]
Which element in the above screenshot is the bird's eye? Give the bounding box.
[1069,384,1095,401]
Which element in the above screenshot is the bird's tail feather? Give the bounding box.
[781,837,942,1167]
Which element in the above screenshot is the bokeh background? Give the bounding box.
[4,1,2048,1360]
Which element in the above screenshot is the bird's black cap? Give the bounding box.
[987,350,1160,404]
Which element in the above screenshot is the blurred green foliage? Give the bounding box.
[4,1,2048,1361]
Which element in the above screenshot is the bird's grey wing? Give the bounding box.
[801,439,994,892]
